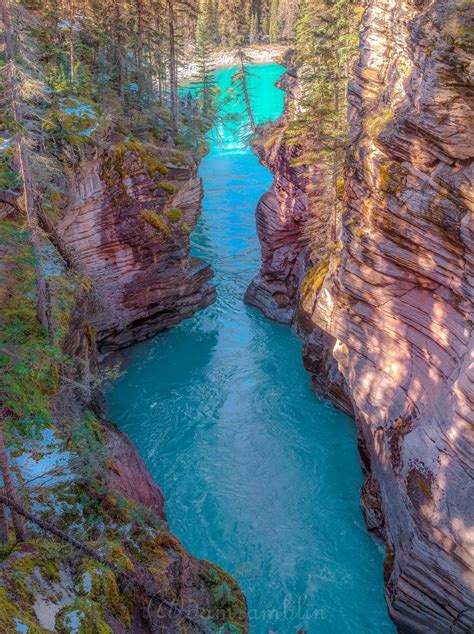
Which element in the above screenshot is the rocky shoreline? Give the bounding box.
[180,44,287,80]
[0,128,248,630]
[246,1,474,632]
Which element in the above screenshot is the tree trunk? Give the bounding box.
[69,0,75,83]
[167,0,178,135]
[0,0,51,340]
[0,494,9,545]
[0,492,212,633]
[238,49,256,132]
[135,0,144,100]
[0,421,26,543]
[113,2,126,103]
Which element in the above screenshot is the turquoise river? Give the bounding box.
[106,64,396,633]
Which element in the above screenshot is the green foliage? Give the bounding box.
[141,209,172,237]
[79,559,131,626]
[165,208,183,222]
[290,0,362,160]
[56,597,112,634]
[0,586,45,633]
[194,0,218,123]
[301,254,330,299]
[108,140,168,180]
[159,181,177,195]
[43,98,100,147]
[0,221,64,438]
[441,0,474,52]
[199,563,247,633]
[283,0,362,232]
[0,146,22,190]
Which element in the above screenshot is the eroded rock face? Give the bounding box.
[250,1,474,631]
[20,273,248,634]
[245,68,332,323]
[58,143,216,352]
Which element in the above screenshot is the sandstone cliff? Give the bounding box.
[247,1,474,631]
[58,140,216,353]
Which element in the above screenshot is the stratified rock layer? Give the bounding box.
[249,1,474,631]
[58,143,216,352]
[245,68,331,323]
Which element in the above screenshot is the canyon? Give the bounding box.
[246,0,474,632]
[0,0,472,631]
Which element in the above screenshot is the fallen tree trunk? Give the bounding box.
[0,493,213,633]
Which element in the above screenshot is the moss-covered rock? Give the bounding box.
[141,209,172,238]
[165,207,183,222]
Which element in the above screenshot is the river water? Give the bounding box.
[106,64,395,633]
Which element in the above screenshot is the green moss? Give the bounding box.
[442,0,474,52]
[159,182,177,195]
[42,190,68,224]
[106,542,135,573]
[300,255,330,299]
[164,208,182,222]
[0,587,46,633]
[108,140,168,181]
[56,597,112,634]
[80,560,131,627]
[83,321,97,346]
[378,161,408,195]
[148,554,175,600]
[199,562,247,633]
[353,224,369,238]
[41,557,60,581]
[141,209,172,238]
[43,99,99,147]
[365,108,393,140]
[172,150,187,166]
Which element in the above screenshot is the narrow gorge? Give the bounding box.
[0,0,472,633]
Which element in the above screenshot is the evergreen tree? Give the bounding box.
[195,0,216,123]
[287,0,362,240]
[231,48,256,133]
[268,0,280,43]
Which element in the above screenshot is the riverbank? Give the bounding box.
[180,44,288,80]
[0,3,247,627]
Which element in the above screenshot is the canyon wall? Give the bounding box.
[248,0,474,631]
[0,133,246,629]
[0,279,247,633]
[58,141,216,353]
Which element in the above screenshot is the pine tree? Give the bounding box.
[195,0,216,122]
[288,0,362,240]
[231,48,256,133]
[268,0,280,43]
[0,0,52,339]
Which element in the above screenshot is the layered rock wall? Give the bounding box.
[249,0,474,631]
[245,68,332,323]
[58,142,216,352]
